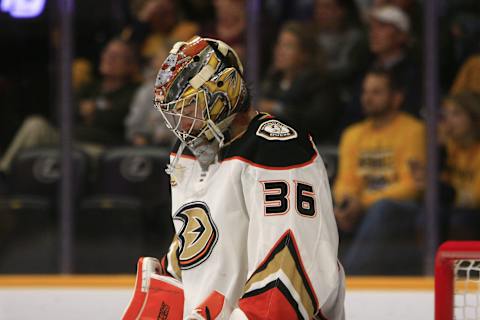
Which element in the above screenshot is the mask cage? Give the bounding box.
[154,90,217,147]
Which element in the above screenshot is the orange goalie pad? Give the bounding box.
[122,257,184,320]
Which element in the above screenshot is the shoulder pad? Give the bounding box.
[222,115,317,169]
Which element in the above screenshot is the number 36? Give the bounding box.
[260,180,316,217]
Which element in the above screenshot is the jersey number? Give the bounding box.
[261,181,316,217]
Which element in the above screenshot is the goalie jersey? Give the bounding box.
[161,113,345,320]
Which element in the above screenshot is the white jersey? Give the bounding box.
[160,114,345,320]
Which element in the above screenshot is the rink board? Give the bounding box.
[0,276,434,320]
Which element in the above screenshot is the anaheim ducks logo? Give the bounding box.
[256,119,298,141]
[173,202,219,270]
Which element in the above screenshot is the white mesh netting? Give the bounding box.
[454,260,480,320]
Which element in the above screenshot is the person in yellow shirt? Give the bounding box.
[440,92,480,239]
[334,67,426,274]
[409,92,480,241]
[450,55,480,95]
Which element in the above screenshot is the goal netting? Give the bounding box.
[435,241,480,320]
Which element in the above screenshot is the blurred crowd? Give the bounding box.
[1,0,480,275]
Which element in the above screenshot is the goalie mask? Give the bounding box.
[154,36,248,170]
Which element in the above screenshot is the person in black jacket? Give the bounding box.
[0,38,139,173]
[338,5,421,135]
[258,22,342,144]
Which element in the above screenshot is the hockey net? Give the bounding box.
[435,241,480,320]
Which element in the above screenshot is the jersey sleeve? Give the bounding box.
[159,235,182,281]
[235,143,345,320]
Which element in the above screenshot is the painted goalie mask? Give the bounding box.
[154,36,248,169]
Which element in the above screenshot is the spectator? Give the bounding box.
[201,0,279,78]
[0,38,140,173]
[438,1,480,89]
[179,0,215,24]
[372,0,422,37]
[72,58,94,91]
[450,54,480,95]
[125,43,175,146]
[339,5,421,131]
[439,92,480,239]
[75,0,131,65]
[355,0,375,21]
[410,92,480,241]
[443,1,480,72]
[334,68,426,274]
[312,0,370,104]
[201,0,247,62]
[123,0,199,62]
[357,0,421,32]
[259,22,342,144]
[264,0,316,21]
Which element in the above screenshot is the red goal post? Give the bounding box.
[435,241,480,320]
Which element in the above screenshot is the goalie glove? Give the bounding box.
[122,257,184,320]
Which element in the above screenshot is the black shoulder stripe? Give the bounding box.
[221,114,317,168]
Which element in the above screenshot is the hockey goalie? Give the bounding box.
[122,36,345,320]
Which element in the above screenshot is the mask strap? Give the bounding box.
[203,114,236,146]
[166,142,186,176]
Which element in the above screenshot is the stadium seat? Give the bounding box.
[317,145,339,184]
[0,146,90,225]
[76,146,173,273]
[6,146,89,198]
[85,146,170,204]
[0,147,90,273]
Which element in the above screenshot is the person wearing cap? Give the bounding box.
[370,0,423,36]
[369,4,421,114]
[369,4,410,62]
[337,4,421,134]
